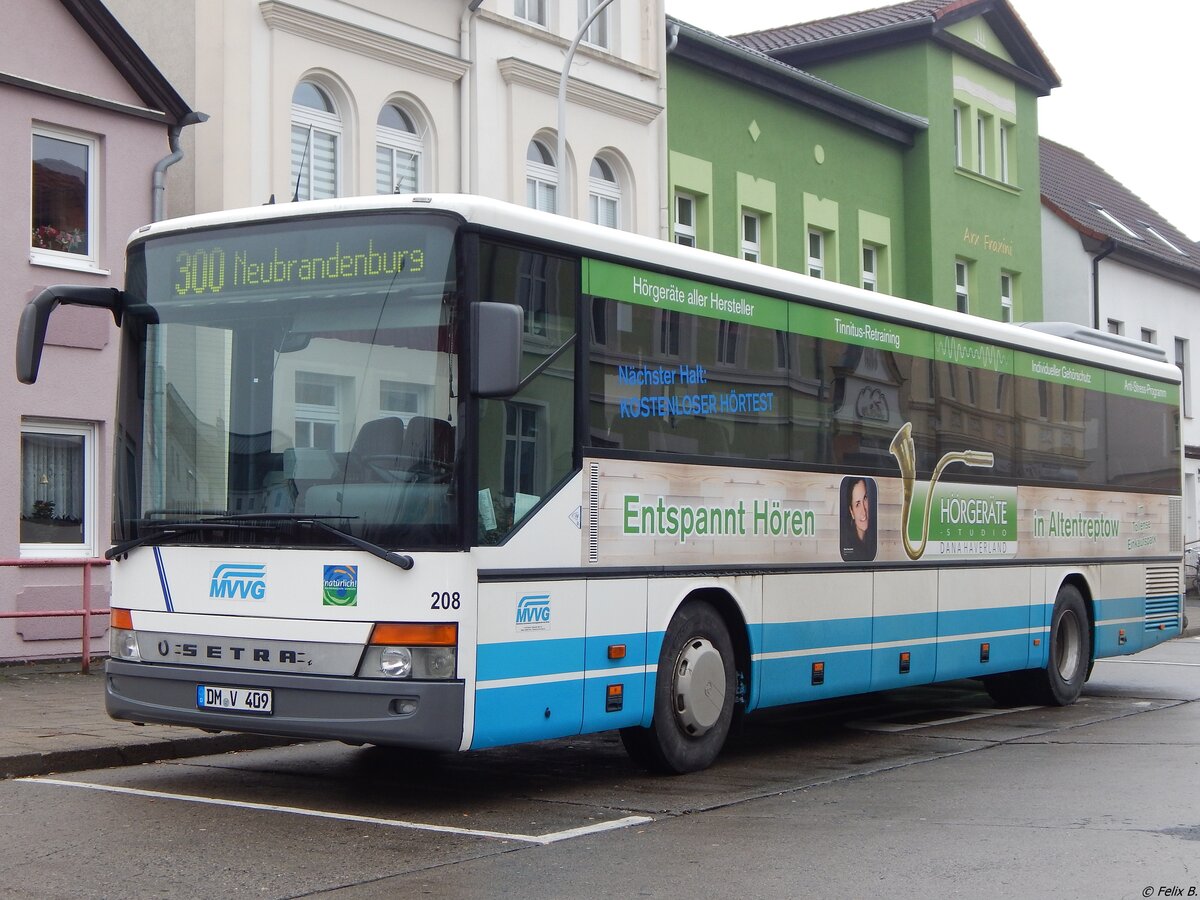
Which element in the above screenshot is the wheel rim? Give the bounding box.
[1054,609,1082,681]
[673,637,726,736]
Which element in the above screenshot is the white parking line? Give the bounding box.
[19,777,652,845]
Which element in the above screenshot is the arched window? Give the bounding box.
[291,81,340,200]
[525,139,557,213]
[588,157,620,228]
[376,104,422,195]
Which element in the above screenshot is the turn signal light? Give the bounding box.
[111,608,133,630]
[369,622,458,647]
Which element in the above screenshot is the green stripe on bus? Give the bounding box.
[584,259,1177,404]
[583,259,787,330]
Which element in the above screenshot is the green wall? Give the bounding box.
[667,57,910,298]
[668,12,1046,323]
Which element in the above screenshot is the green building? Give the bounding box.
[667,0,1058,321]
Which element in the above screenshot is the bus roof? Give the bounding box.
[131,193,1180,384]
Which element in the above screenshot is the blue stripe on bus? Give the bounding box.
[471,592,1179,746]
[476,636,583,681]
[153,547,174,612]
[472,678,584,749]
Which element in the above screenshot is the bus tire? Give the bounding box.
[985,584,1090,707]
[620,601,735,775]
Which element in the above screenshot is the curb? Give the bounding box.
[2,733,299,781]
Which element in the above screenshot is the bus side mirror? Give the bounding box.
[471,301,523,398]
[16,286,123,384]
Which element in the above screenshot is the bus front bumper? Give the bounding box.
[105,659,464,751]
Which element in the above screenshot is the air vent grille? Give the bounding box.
[1169,497,1183,553]
[587,463,600,564]
[1145,565,1182,632]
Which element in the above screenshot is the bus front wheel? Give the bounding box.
[620,601,735,775]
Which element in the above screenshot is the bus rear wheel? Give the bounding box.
[620,601,735,775]
[984,584,1090,707]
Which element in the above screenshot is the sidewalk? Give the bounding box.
[2,597,1198,781]
[0,660,293,780]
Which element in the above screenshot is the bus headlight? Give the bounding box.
[358,622,458,680]
[379,646,413,678]
[111,629,141,661]
[110,608,140,661]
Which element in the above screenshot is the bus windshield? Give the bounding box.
[114,212,461,550]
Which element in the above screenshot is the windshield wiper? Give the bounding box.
[105,521,259,560]
[214,514,415,570]
[107,514,415,570]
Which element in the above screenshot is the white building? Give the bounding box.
[105,0,667,236]
[1040,137,1200,542]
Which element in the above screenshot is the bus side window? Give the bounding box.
[476,242,577,544]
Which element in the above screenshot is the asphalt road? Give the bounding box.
[4,636,1198,900]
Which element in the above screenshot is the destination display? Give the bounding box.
[132,214,457,303]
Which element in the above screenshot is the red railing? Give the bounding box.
[0,558,111,673]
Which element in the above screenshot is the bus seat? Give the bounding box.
[347,416,407,480]
[400,416,454,481]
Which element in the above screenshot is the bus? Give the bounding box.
[17,194,1185,774]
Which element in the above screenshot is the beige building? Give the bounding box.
[106,0,668,235]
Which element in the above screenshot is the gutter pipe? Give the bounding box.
[1091,239,1117,330]
[151,110,209,222]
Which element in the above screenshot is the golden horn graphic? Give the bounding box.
[889,422,995,560]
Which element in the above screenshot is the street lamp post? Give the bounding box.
[557,0,617,216]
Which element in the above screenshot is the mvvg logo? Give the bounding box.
[209,563,267,600]
[515,594,551,631]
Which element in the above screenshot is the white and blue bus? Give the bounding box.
[18,195,1185,773]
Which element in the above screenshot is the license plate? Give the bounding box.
[196,684,273,715]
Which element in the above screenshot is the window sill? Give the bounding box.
[18,544,97,561]
[954,167,1021,195]
[30,252,109,276]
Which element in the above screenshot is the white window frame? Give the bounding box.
[862,243,878,291]
[1000,272,1014,322]
[294,371,345,451]
[579,0,610,49]
[291,83,342,200]
[953,105,964,167]
[808,230,825,279]
[955,259,970,314]
[376,105,422,195]
[1142,327,1157,345]
[742,211,761,263]
[1176,337,1191,418]
[30,126,100,273]
[525,139,557,213]
[976,113,987,175]
[588,157,620,229]
[1107,319,1124,336]
[674,192,696,247]
[514,0,547,26]
[20,420,97,559]
[999,123,1011,183]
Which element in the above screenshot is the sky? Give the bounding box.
[664,0,1200,241]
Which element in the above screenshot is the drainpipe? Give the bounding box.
[660,21,679,239]
[1090,239,1116,330]
[151,111,209,222]
[461,1,483,194]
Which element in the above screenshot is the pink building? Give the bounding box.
[2,0,197,661]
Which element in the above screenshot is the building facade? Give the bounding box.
[105,0,668,236]
[671,0,1057,321]
[1040,137,1200,542]
[1,0,194,660]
